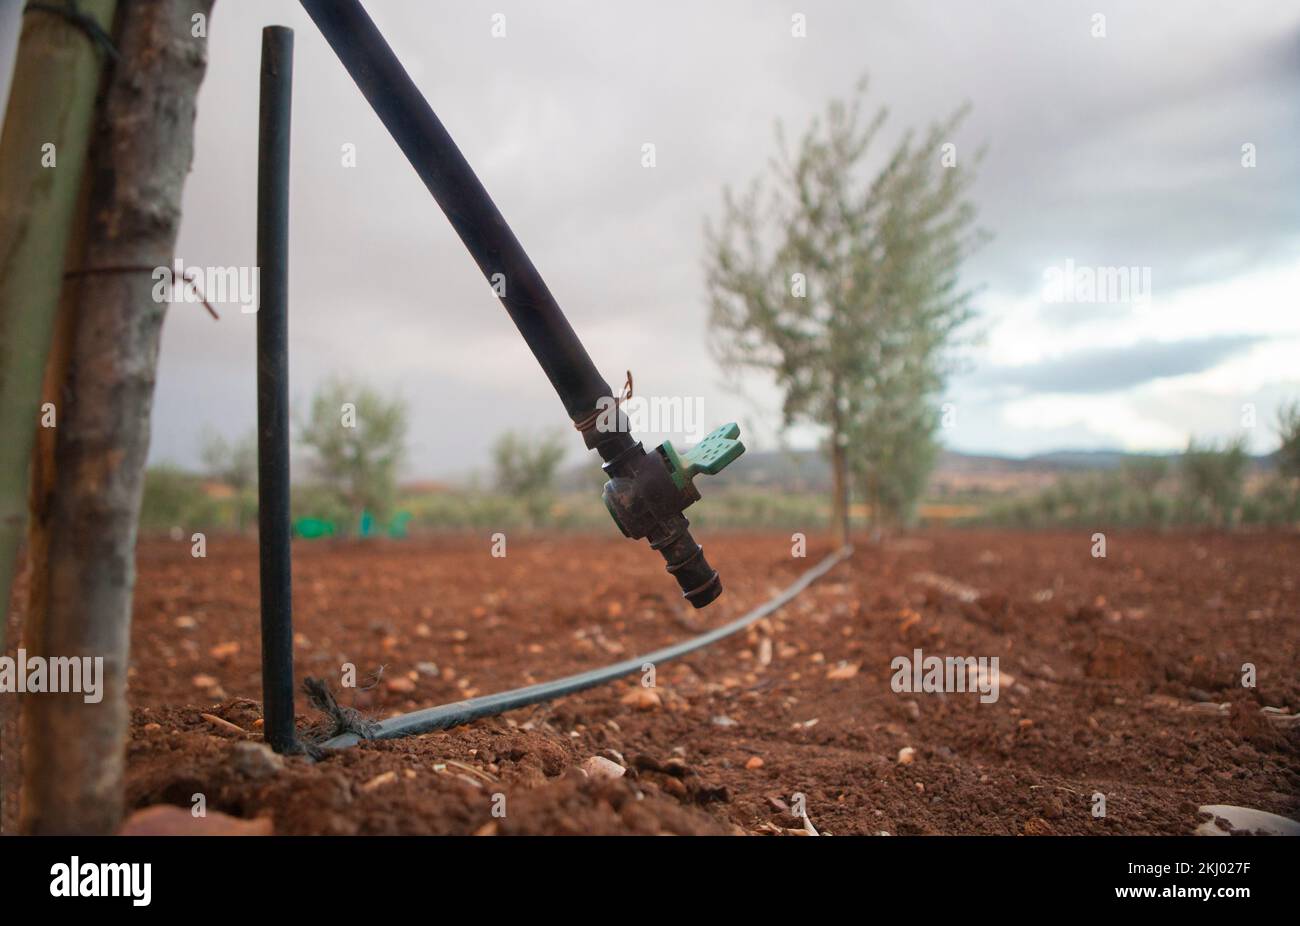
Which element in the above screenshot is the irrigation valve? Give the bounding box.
[599,422,745,609]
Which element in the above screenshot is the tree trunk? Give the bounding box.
[20,0,214,835]
[0,0,117,652]
[829,435,850,549]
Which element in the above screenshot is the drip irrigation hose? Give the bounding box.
[319,545,853,750]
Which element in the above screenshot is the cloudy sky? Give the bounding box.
[54,0,1300,477]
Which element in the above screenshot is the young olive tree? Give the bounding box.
[1275,400,1300,484]
[704,78,985,541]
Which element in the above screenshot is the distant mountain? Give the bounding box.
[557,445,1275,495]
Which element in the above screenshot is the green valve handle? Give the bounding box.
[660,422,745,490]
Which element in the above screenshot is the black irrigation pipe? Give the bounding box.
[319,545,854,750]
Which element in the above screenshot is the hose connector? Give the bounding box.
[599,423,744,608]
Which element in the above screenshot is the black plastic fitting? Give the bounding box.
[600,440,721,608]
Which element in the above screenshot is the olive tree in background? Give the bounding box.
[704,78,985,542]
[1276,400,1300,484]
[1259,401,1300,525]
[492,429,567,526]
[1181,435,1249,527]
[298,376,408,533]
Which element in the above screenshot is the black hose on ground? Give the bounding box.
[316,546,853,751]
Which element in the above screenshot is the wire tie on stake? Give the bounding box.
[63,264,221,320]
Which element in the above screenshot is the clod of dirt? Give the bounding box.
[1022,817,1054,836]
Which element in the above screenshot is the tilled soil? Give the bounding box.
[3,529,1297,835]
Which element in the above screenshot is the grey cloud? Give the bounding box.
[966,335,1266,395]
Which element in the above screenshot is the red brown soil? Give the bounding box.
[3,529,1298,835]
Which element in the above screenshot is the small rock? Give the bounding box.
[232,741,283,779]
[826,661,860,680]
[191,673,218,689]
[711,715,737,727]
[582,756,626,781]
[745,756,765,770]
[897,746,917,765]
[173,615,197,630]
[386,676,416,694]
[209,641,240,661]
[620,687,661,711]
[415,661,439,676]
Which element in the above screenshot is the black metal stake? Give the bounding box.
[256,25,296,754]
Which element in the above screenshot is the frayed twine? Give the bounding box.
[299,676,380,759]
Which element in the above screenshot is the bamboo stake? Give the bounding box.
[0,0,117,653]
